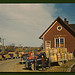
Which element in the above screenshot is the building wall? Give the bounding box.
[44,21,75,53]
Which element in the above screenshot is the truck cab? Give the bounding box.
[25,53,49,70]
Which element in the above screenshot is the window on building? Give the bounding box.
[45,41,51,49]
[56,38,59,48]
[55,37,65,48]
[60,38,64,47]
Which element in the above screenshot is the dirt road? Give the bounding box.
[0,59,60,72]
[0,59,31,72]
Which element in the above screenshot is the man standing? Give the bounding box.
[41,55,45,70]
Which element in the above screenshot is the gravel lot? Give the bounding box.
[0,59,31,72]
[0,58,45,72]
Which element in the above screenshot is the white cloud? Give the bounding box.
[0,4,56,47]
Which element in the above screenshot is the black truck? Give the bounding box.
[25,53,49,70]
[19,53,30,64]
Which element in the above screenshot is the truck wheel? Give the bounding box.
[31,64,34,70]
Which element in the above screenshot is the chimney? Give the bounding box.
[64,18,69,24]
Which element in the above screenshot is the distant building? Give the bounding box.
[39,17,75,53]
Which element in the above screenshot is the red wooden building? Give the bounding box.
[39,17,75,53]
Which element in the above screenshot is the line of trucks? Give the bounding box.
[19,48,74,70]
[0,48,74,70]
[0,52,25,60]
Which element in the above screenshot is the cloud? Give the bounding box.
[0,4,56,47]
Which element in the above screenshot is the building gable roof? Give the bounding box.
[39,17,75,39]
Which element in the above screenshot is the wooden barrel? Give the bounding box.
[65,48,67,53]
[50,55,54,62]
[69,53,73,59]
[61,53,65,59]
[53,49,57,54]
[54,54,57,61]
[50,50,53,54]
[57,48,60,54]
[60,48,63,53]
[46,50,49,58]
[67,53,70,60]
[57,53,61,60]
[65,53,67,60]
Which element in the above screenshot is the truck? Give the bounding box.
[4,54,11,60]
[8,52,17,59]
[18,52,24,58]
[25,48,74,70]
[19,52,33,64]
[19,53,30,64]
[25,52,49,70]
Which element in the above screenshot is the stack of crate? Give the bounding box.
[45,48,73,62]
[56,48,73,60]
[57,48,68,60]
[45,48,58,62]
[52,48,57,62]
[67,52,73,60]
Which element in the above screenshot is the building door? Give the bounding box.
[45,41,51,49]
[55,37,65,48]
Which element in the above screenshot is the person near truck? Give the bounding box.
[41,55,45,70]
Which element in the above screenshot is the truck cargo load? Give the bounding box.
[42,48,74,65]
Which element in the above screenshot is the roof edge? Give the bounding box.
[39,17,75,39]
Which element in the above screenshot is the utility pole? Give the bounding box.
[0,37,1,43]
[2,39,5,54]
[2,39,4,46]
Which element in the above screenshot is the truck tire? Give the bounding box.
[31,64,34,70]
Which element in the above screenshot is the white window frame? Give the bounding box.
[54,37,65,48]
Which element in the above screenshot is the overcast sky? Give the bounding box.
[0,3,75,47]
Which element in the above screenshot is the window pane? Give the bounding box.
[60,38,64,47]
[56,38,59,47]
[56,39,59,44]
[60,38,64,44]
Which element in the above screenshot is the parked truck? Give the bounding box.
[25,48,74,70]
[8,52,17,59]
[19,52,34,64]
[4,54,11,60]
[25,52,49,70]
